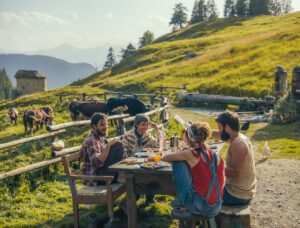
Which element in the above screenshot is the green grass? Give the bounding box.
[71,12,300,99]
[0,12,300,227]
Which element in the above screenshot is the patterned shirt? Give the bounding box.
[122,130,160,157]
[81,130,107,186]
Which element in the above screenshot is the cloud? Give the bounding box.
[0,11,72,27]
[105,13,113,19]
[72,13,79,21]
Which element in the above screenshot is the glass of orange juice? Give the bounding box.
[154,154,161,162]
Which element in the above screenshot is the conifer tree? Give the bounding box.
[120,43,136,59]
[169,3,188,31]
[236,0,247,16]
[207,0,218,21]
[139,31,154,48]
[103,47,116,69]
[0,68,14,99]
[224,0,236,18]
[191,0,207,24]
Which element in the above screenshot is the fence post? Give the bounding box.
[151,95,155,105]
[59,95,63,103]
[83,93,87,100]
[118,118,126,136]
[104,92,107,102]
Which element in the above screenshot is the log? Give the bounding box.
[181,93,273,106]
[52,145,82,157]
[0,129,66,150]
[123,105,169,123]
[47,113,130,132]
[0,157,62,180]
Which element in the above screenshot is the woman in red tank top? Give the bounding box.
[162,123,225,216]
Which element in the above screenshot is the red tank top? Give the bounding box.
[190,149,225,205]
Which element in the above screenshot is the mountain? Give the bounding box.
[0,54,96,89]
[30,43,122,68]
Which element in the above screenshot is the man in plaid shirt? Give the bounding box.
[81,113,125,186]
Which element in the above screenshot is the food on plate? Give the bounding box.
[121,157,144,165]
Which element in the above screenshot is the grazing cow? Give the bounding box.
[8,108,18,125]
[106,97,150,116]
[23,109,50,135]
[69,100,107,121]
[40,106,54,125]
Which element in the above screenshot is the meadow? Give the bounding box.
[0,12,300,227]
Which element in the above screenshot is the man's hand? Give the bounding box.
[149,121,159,130]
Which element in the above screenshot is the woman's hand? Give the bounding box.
[149,121,159,130]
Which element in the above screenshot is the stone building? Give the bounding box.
[15,70,47,95]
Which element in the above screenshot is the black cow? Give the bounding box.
[106,97,149,116]
[69,100,107,121]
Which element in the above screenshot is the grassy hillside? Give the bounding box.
[0,12,300,227]
[71,12,300,98]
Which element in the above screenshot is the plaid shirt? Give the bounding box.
[81,130,107,186]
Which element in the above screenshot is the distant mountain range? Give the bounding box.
[0,54,96,89]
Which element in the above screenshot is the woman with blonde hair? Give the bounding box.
[162,122,224,216]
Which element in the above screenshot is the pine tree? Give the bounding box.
[236,0,247,16]
[249,0,270,16]
[207,0,218,21]
[139,31,154,48]
[169,3,188,31]
[269,0,292,15]
[191,0,199,24]
[191,0,207,24]
[0,68,14,100]
[224,0,236,18]
[120,43,136,59]
[103,47,116,69]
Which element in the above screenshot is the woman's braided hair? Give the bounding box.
[189,122,212,143]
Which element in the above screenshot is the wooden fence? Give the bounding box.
[0,105,170,181]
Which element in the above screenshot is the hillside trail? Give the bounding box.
[172,108,300,228]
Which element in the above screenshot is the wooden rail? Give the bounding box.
[123,105,169,123]
[0,129,66,150]
[47,113,130,132]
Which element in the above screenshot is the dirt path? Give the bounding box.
[172,109,300,228]
[252,158,300,228]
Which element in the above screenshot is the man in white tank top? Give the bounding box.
[212,110,256,205]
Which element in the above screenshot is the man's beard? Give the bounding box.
[220,129,230,141]
[97,128,107,137]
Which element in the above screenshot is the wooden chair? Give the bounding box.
[61,151,125,228]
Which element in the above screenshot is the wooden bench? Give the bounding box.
[215,204,251,228]
[61,151,125,228]
[171,208,217,228]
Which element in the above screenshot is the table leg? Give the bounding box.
[126,173,137,228]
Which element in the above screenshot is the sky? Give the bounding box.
[0,0,299,52]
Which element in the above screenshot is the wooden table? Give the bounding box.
[108,142,225,228]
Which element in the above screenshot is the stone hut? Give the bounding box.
[15,70,47,95]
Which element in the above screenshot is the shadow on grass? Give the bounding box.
[251,121,300,141]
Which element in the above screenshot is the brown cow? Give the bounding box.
[8,108,18,125]
[23,109,50,135]
[40,106,54,125]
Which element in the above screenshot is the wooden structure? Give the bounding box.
[171,208,217,228]
[0,129,65,150]
[292,66,300,102]
[274,65,288,99]
[156,84,187,96]
[108,142,225,228]
[61,151,125,228]
[15,70,47,95]
[215,204,251,228]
